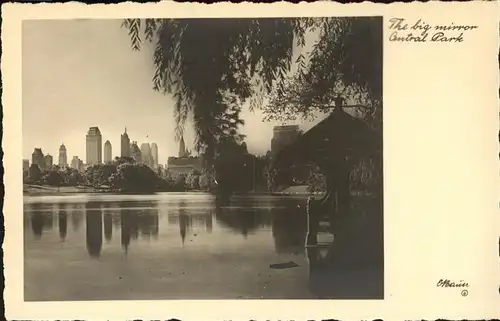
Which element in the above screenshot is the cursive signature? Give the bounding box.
[436,279,469,288]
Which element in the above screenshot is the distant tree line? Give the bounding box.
[24,164,85,187]
[24,145,380,195]
[22,157,214,193]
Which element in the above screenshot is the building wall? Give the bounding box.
[58,145,68,166]
[151,143,159,168]
[86,127,102,165]
[104,141,112,164]
[32,148,46,171]
[271,125,300,155]
[44,155,53,168]
[167,164,198,176]
[167,156,203,175]
[71,156,84,171]
[130,142,142,163]
[121,133,130,157]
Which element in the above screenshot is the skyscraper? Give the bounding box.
[121,127,130,157]
[58,144,68,167]
[32,148,46,171]
[104,140,112,164]
[140,143,154,168]
[71,156,84,172]
[270,125,300,156]
[130,141,142,163]
[44,154,53,168]
[86,127,102,166]
[151,143,159,168]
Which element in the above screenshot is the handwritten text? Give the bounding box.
[388,18,478,43]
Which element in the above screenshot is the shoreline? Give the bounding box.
[23,184,323,197]
[23,184,372,198]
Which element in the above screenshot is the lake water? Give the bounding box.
[24,192,383,301]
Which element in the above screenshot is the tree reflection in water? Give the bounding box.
[138,202,160,241]
[85,202,103,259]
[213,195,309,255]
[213,196,272,238]
[271,204,307,255]
[30,211,43,239]
[306,195,384,299]
[119,201,160,253]
[166,199,214,244]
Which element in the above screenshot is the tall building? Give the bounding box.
[121,127,130,157]
[22,159,30,172]
[71,156,84,172]
[270,125,300,156]
[140,143,154,168]
[130,141,142,163]
[86,127,102,166]
[151,143,159,168]
[44,154,53,168]
[104,140,112,164]
[31,148,46,171]
[58,144,68,167]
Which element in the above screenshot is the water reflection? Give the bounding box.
[24,193,384,300]
[58,205,67,241]
[179,210,190,245]
[30,203,54,239]
[139,202,159,240]
[86,202,103,258]
[26,195,310,256]
[118,202,160,252]
[104,213,112,242]
[272,209,306,255]
[70,203,84,232]
[205,213,213,234]
[120,204,136,253]
[213,196,274,237]
[31,212,43,239]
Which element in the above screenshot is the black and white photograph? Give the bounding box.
[21,16,383,301]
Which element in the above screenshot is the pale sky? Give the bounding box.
[22,19,319,165]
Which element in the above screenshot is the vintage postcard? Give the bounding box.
[2,1,499,320]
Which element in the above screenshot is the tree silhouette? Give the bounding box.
[123,17,382,159]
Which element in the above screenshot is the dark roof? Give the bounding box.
[273,109,381,167]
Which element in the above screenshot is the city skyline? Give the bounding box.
[24,126,164,168]
[22,19,323,165]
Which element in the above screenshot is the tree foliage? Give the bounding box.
[110,163,160,193]
[185,169,201,190]
[28,164,42,183]
[262,17,382,128]
[123,17,382,158]
[84,164,117,189]
[199,169,217,191]
[41,170,64,186]
[114,156,136,165]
